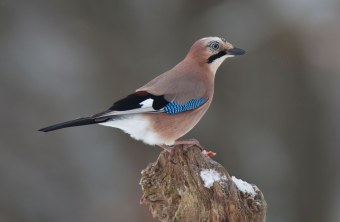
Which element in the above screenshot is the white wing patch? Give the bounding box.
[140,98,154,108]
[96,98,160,118]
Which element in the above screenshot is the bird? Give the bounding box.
[39,37,245,153]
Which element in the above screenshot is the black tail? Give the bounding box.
[38,117,109,132]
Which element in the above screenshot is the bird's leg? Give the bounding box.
[174,138,204,150]
[159,144,175,157]
[174,138,216,157]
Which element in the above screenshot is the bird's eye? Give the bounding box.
[209,42,220,51]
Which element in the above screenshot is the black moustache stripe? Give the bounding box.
[207,51,226,64]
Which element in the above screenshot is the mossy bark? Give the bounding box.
[140,146,267,222]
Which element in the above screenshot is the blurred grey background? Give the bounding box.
[1,0,340,221]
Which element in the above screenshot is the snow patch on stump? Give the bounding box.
[232,176,256,197]
[200,169,227,188]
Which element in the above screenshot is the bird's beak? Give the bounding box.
[226,47,246,56]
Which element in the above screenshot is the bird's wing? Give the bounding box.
[136,66,213,103]
[93,90,208,118]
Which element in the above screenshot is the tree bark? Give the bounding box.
[140,145,267,222]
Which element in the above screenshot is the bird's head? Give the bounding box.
[186,37,245,73]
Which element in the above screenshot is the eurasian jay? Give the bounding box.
[39,37,245,152]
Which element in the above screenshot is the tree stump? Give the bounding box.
[140,145,267,222]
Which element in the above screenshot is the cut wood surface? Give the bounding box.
[140,145,267,222]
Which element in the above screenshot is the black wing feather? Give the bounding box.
[39,91,169,132]
[38,116,111,132]
[109,91,169,111]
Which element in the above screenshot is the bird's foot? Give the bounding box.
[159,144,176,157]
[174,138,203,150]
[174,138,216,157]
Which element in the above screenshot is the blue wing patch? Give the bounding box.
[163,98,206,114]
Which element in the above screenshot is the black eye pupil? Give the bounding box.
[212,43,219,50]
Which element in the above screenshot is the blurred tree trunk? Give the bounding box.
[140,146,267,222]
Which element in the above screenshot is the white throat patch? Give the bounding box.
[209,55,234,73]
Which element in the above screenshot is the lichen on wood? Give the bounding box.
[140,145,267,222]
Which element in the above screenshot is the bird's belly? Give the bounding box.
[99,115,171,145]
[143,107,209,145]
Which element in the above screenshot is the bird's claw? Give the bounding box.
[175,138,216,157]
[159,139,217,159]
